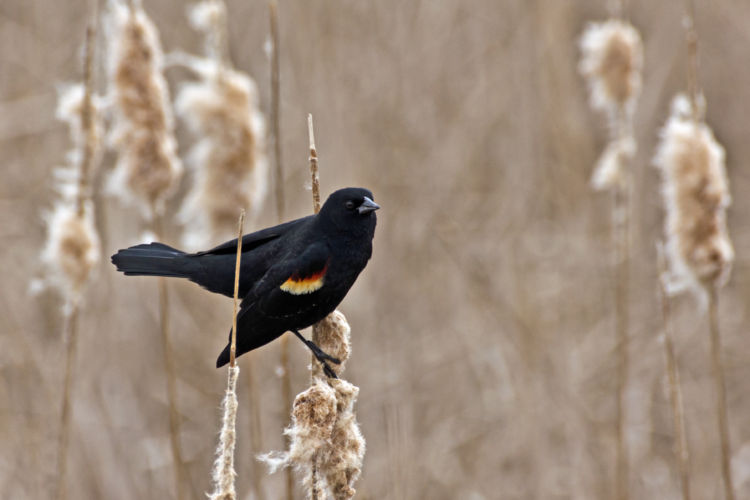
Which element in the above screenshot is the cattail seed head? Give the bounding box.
[56,84,105,175]
[655,94,733,296]
[590,135,635,191]
[312,310,351,378]
[209,365,240,500]
[106,0,182,217]
[41,202,101,303]
[320,379,366,500]
[259,380,337,488]
[579,19,643,120]
[172,15,268,249]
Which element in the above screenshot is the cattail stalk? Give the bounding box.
[269,4,294,498]
[209,210,245,500]
[55,305,79,500]
[613,183,629,500]
[657,247,691,500]
[53,17,101,500]
[307,113,322,500]
[154,217,186,500]
[106,2,186,496]
[579,18,643,500]
[707,287,733,500]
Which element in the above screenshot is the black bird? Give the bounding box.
[111,187,379,377]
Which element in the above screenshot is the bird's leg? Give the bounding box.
[291,329,341,379]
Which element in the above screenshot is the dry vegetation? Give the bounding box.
[2,1,750,499]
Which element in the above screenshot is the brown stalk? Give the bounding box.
[76,23,96,217]
[308,114,321,215]
[612,106,630,500]
[657,248,691,500]
[707,286,734,500]
[154,215,186,500]
[56,17,96,500]
[308,113,321,500]
[268,5,292,498]
[230,210,245,367]
[683,0,701,123]
[55,303,79,500]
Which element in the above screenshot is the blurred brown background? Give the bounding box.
[2,1,750,498]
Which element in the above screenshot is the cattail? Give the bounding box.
[579,18,643,500]
[311,310,351,379]
[261,381,338,492]
[209,365,240,500]
[172,0,268,250]
[39,82,103,304]
[41,202,100,304]
[209,210,245,500]
[105,0,182,218]
[260,310,366,500]
[654,94,733,297]
[579,19,643,190]
[579,19,643,124]
[320,379,366,500]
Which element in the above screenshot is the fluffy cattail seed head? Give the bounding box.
[579,19,643,120]
[655,94,733,296]
[106,0,182,217]
[320,379,366,500]
[312,310,351,378]
[172,7,268,249]
[209,365,240,500]
[41,202,100,303]
[259,380,337,487]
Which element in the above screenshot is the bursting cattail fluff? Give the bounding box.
[260,311,366,499]
[106,0,182,217]
[579,19,643,121]
[38,84,102,304]
[579,19,643,190]
[172,0,267,250]
[209,365,240,500]
[655,94,733,296]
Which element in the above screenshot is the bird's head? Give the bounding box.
[318,187,379,238]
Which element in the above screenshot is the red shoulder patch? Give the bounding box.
[280,263,328,295]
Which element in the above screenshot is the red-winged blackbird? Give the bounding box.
[111,187,379,377]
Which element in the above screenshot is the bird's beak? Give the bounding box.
[358,197,380,214]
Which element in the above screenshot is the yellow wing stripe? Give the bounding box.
[280,267,326,295]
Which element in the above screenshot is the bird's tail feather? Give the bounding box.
[111,242,189,278]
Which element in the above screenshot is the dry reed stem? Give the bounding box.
[707,287,734,500]
[154,216,186,500]
[308,114,321,215]
[683,0,700,123]
[270,0,284,221]
[657,247,691,500]
[268,6,293,496]
[209,210,245,500]
[55,303,79,500]
[230,210,245,367]
[307,112,322,500]
[76,22,96,217]
[53,19,100,500]
[579,19,642,500]
[613,184,630,500]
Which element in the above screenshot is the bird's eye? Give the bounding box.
[345,200,355,210]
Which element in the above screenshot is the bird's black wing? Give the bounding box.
[193,215,314,256]
[245,241,331,321]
